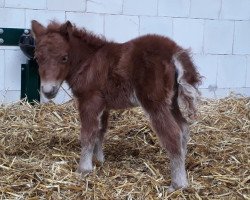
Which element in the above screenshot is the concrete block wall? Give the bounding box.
[0,0,250,104]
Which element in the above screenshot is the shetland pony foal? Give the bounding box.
[32,20,201,191]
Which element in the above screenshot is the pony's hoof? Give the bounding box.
[96,153,104,163]
[94,149,105,163]
[76,167,92,175]
[167,185,175,193]
[167,183,188,193]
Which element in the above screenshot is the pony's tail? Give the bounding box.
[172,49,202,119]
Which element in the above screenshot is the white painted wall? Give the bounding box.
[0,0,250,104]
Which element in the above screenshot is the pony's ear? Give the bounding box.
[60,21,73,40]
[31,20,46,38]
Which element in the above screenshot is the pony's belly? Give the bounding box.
[106,95,137,110]
[105,89,140,110]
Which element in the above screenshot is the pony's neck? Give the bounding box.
[65,29,107,91]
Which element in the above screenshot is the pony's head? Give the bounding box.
[32,20,72,99]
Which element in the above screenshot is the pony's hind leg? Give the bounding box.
[93,110,109,163]
[143,103,188,191]
[171,94,189,156]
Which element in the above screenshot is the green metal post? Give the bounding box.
[21,60,40,103]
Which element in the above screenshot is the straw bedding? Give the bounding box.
[0,95,249,199]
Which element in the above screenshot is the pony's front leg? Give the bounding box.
[76,96,104,174]
[93,110,109,163]
[77,127,98,174]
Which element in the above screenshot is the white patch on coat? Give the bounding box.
[129,90,140,106]
[97,110,104,129]
[172,54,200,114]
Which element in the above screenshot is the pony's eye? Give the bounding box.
[62,55,68,63]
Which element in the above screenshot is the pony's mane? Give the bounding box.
[46,21,107,48]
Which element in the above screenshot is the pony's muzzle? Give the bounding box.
[41,83,60,99]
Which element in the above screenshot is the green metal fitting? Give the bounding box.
[0,28,30,46]
[0,27,40,103]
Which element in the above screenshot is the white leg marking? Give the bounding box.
[94,138,104,163]
[78,145,94,173]
[168,153,188,192]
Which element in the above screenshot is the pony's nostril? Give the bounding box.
[43,91,56,99]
